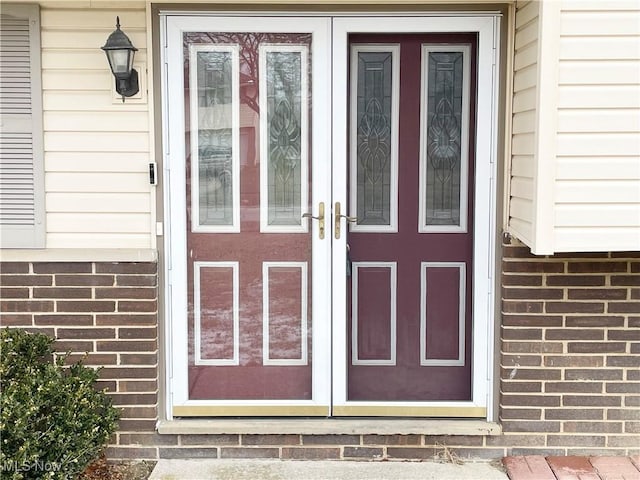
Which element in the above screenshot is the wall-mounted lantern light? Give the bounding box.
[101,16,139,101]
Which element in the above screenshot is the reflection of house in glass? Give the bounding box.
[264,47,305,226]
[198,148,233,225]
[189,33,311,230]
[193,46,235,227]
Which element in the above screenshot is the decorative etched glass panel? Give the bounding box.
[190,45,240,232]
[350,46,399,231]
[260,45,308,231]
[419,46,470,232]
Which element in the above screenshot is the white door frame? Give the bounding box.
[331,15,500,418]
[161,12,499,420]
[161,15,333,417]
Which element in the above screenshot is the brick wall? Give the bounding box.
[1,251,638,461]
[0,261,159,453]
[500,240,640,456]
[110,433,506,460]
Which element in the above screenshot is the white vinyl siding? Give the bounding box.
[40,7,152,250]
[0,4,45,248]
[508,0,640,253]
[554,1,640,252]
[508,0,540,246]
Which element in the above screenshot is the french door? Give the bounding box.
[164,16,332,416]
[331,16,496,418]
[163,14,498,418]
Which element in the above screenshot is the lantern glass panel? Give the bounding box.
[108,49,131,75]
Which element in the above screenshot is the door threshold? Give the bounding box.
[157,418,501,436]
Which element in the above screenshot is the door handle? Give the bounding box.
[302,202,325,239]
[334,201,357,239]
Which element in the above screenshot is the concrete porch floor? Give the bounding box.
[149,458,509,480]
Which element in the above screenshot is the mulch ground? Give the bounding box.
[79,455,156,480]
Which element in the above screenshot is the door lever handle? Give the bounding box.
[334,202,357,239]
[302,202,325,239]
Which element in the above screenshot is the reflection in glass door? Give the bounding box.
[164,17,331,417]
[187,32,313,401]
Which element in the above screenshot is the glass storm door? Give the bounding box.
[165,15,497,418]
[331,17,496,417]
[164,17,332,416]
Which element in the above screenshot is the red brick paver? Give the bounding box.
[547,456,600,480]
[589,457,640,480]
[504,456,640,480]
[503,456,557,480]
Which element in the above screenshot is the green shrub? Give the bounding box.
[0,329,120,479]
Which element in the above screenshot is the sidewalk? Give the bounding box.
[149,459,508,480]
[149,455,640,480]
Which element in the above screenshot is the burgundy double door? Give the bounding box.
[346,34,476,402]
[173,18,478,414]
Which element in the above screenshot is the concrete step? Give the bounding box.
[150,459,509,480]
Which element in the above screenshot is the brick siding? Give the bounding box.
[0,261,159,451]
[1,250,638,461]
[500,239,640,456]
